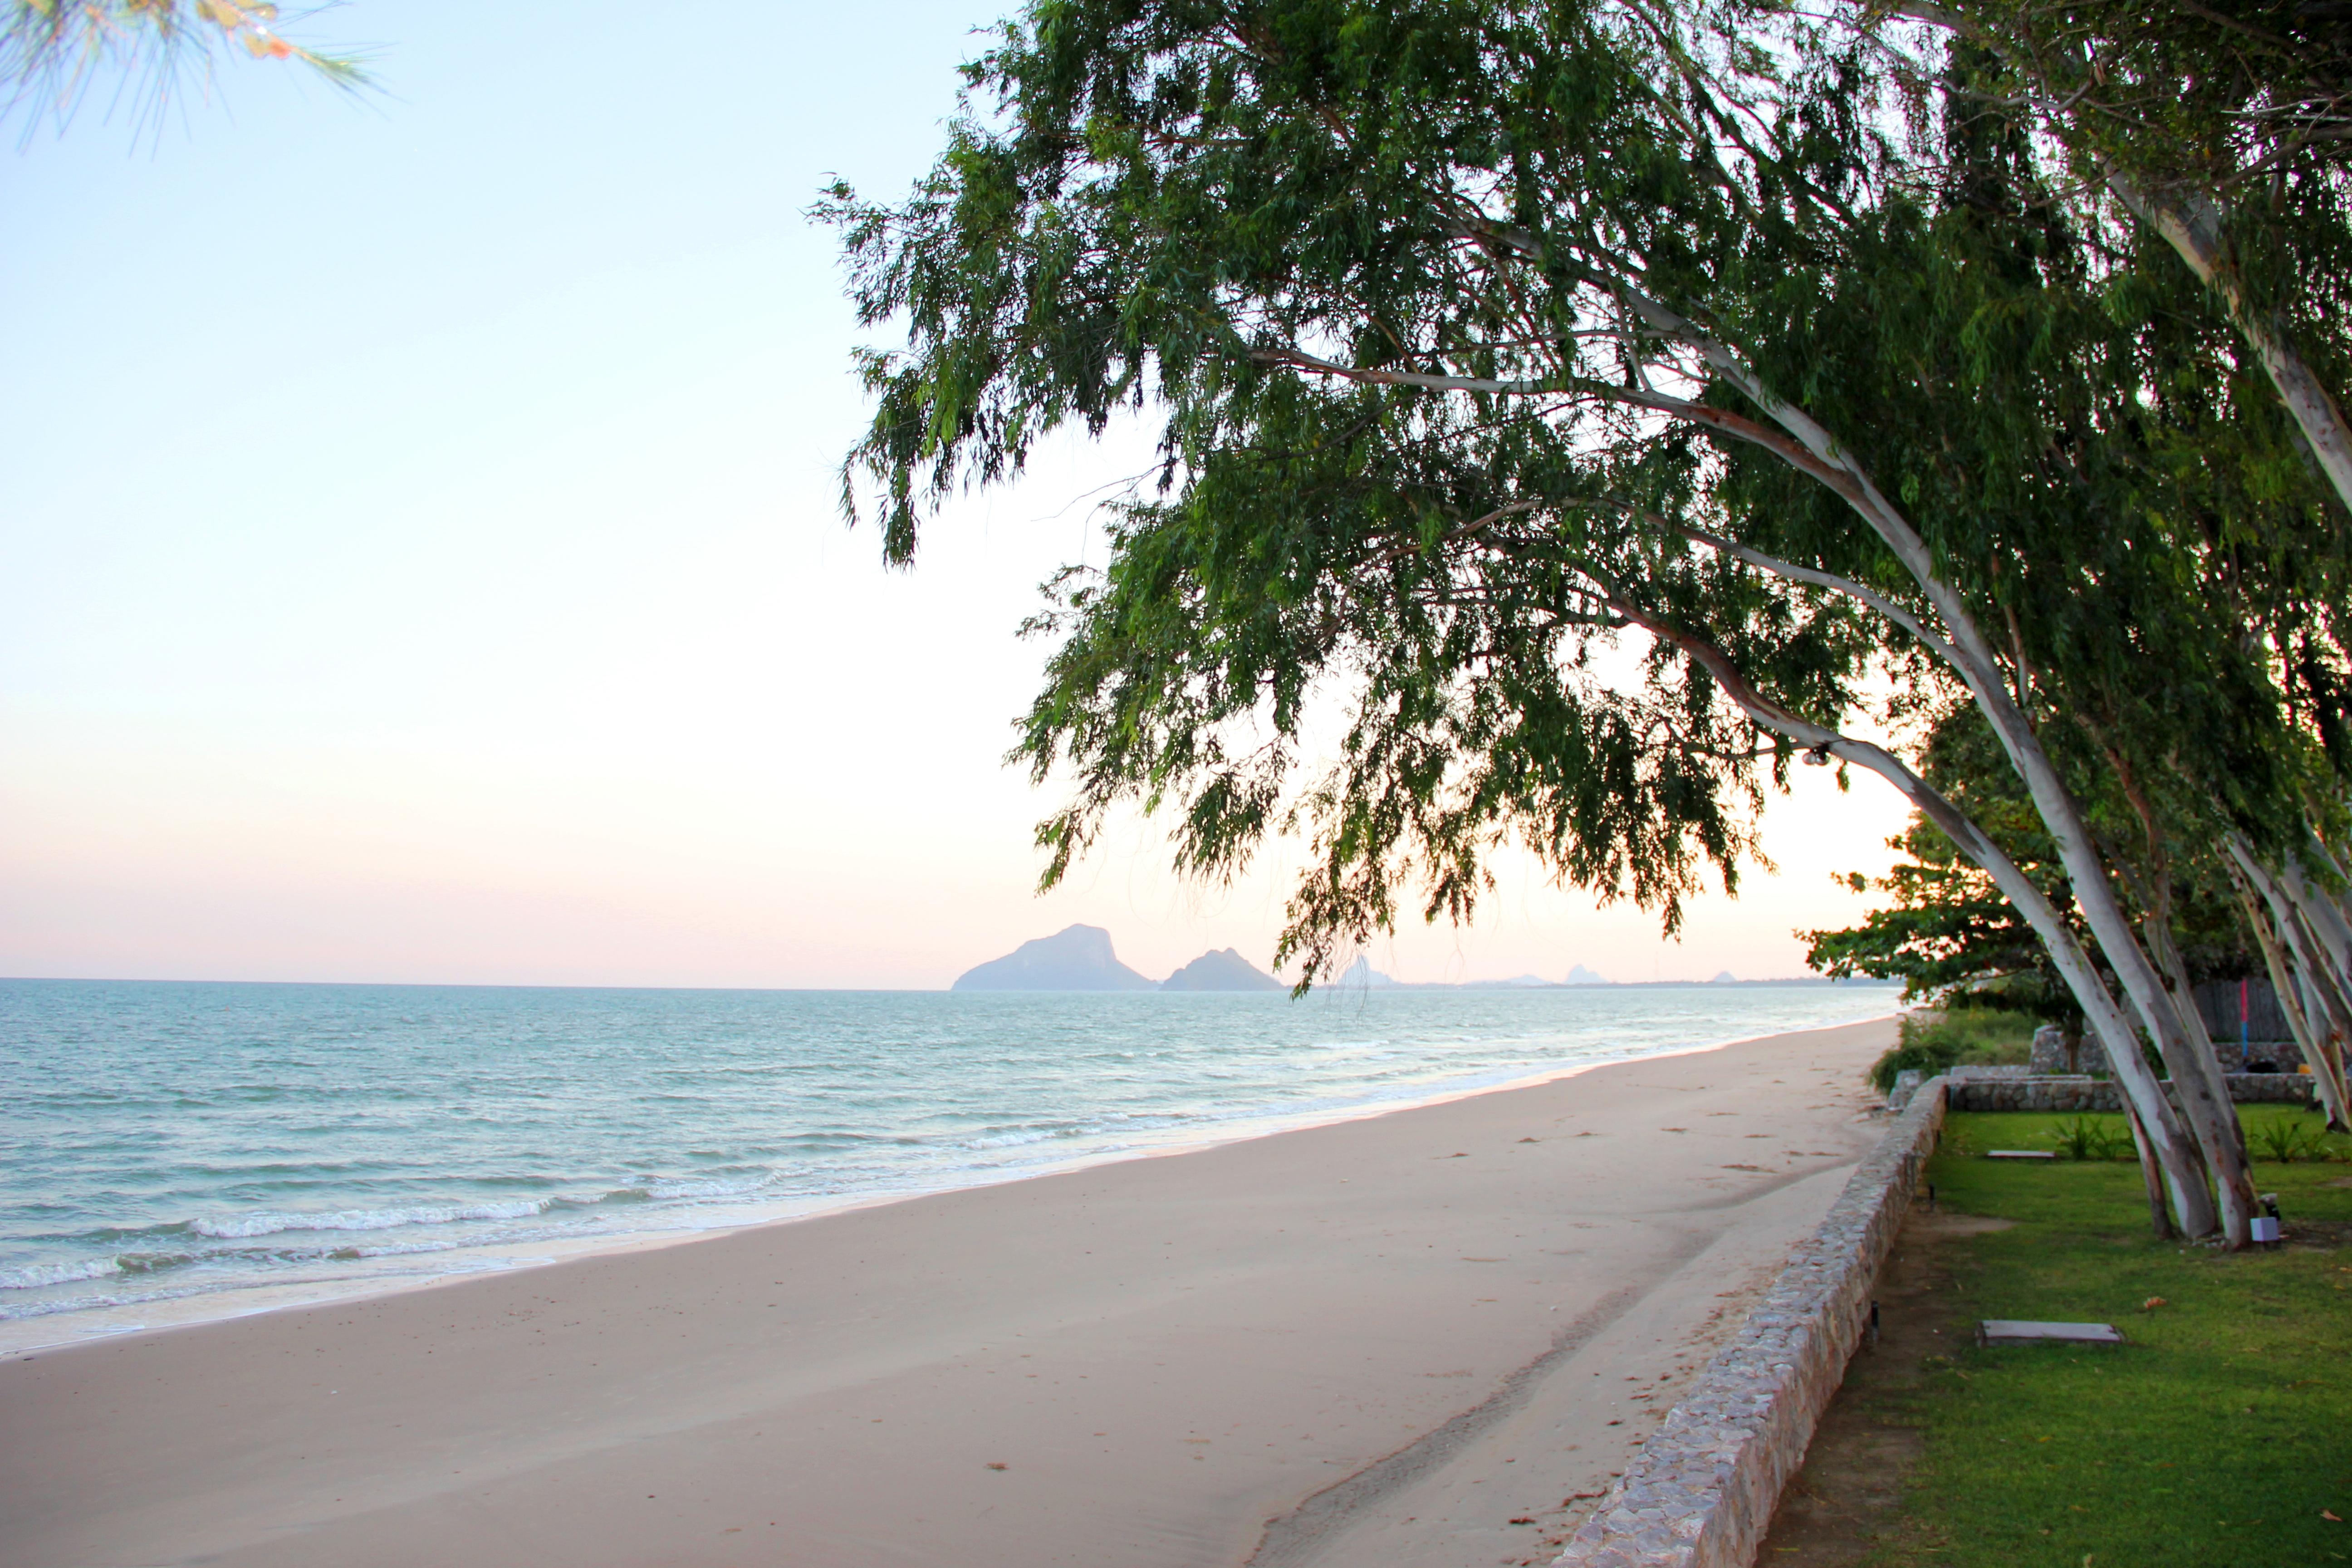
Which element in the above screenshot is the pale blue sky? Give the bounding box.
[0,1,1904,987]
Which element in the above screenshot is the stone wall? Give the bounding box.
[2026,1019,2305,1077]
[1549,1064,2322,1568]
[2028,1024,2107,1076]
[2217,1072,2319,1103]
[1946,1074,2318,1112]
[1552,1079,1948,1568]
[2211,1039,2308,1074]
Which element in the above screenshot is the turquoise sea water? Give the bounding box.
[0,978,1896,1338]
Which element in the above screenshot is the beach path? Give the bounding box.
[0,1018,1891,1568]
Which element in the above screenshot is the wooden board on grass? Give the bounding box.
[1980,1319,2124,1346]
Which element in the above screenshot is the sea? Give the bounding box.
[0,977,1898,1347]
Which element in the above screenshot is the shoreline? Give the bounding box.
[0,1009,1899,1356]
[1,1016,1896,1568]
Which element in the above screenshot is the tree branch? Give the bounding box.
[1667,519,1967,667]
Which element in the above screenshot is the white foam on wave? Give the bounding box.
[0,1257,122,1292]
[189,1198,552,1240]
[636,1173,781,1202]
[0,985,1904,1349]
[957,1125,1081,1151]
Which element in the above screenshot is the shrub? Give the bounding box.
[1869,1009,2040,1092]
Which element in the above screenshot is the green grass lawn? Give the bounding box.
[1852,1104,2352,1568]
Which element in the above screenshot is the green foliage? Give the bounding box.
[1868,1007,2035,1092]
[1808,801,2078,1019]
[825,0,1926,976]
[1808,706,2273,1031]
[830,0,2350,995]
[2047,1113,2132,1162]
[1834,1108,2352,1567]
[1709,35,2348,848]
[1909,0,2352,441]
[2,1,369,134]
[2248,1115,2349,1166]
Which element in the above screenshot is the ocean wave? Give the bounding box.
[956,1125,1084,1151]
[635,1175,775,1202]
[112,1250,199,1274]
[0,1289,147,1320]
[0,1248,551,1323]
[2,982,1905,1337]
[0,1257,124,1291]
[189,1198,553,1240]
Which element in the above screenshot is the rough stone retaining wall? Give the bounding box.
[1947,1074,2317,1112]
[1553,1079,1949,1568]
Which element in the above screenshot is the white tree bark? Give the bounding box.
[2107,179,2352,517]
[1598,593,2220,1234]
[1875,8,2352,518]
[1265,272,2259,1240]
[1603,292,2259,1243]
[2226,838,2352,1129]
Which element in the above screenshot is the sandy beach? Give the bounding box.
[0,1017,1892,1568]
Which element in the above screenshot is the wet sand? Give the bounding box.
[0,1017,1893,1568]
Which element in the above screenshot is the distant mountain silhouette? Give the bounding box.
[951,925,1157,991]
[1710,969,1738,983]
[1563,964,1609,985]
[1161,948,1286,992]
[1339,956,1397,987]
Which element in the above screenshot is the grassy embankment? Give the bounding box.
[1764,1103,2352,1568]
[1868,1009,2038,1093]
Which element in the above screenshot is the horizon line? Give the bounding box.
[0,973,1892,994]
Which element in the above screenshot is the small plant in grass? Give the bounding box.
[2249,1117,2335,1163]
[2049,1113,2132,1161]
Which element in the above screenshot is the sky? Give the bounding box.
[0,1,1912,990]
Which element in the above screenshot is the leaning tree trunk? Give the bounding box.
[1860,756,2221,1234]
[2123,1102,2178,1240]
[1327,270,2249,1238]
[2228,840,2352,1130]
[2279,937,2352,1132]
[1646,305,2257,1245]
[2229,867,2352,1132]
[1938,720,2251,1242]
[1602,595,2223,1235]
[2142,901,2217,1056]
[2273,851,2352,1082]
[2228,838,2352,1121]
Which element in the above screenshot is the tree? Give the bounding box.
[828,0,2349,1240]
[1861,2,2352,514]
[4,1,367,134]
[1808,707,2272,1033]
[1817,701,2352,1137]
[1805,767,2088,1030]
